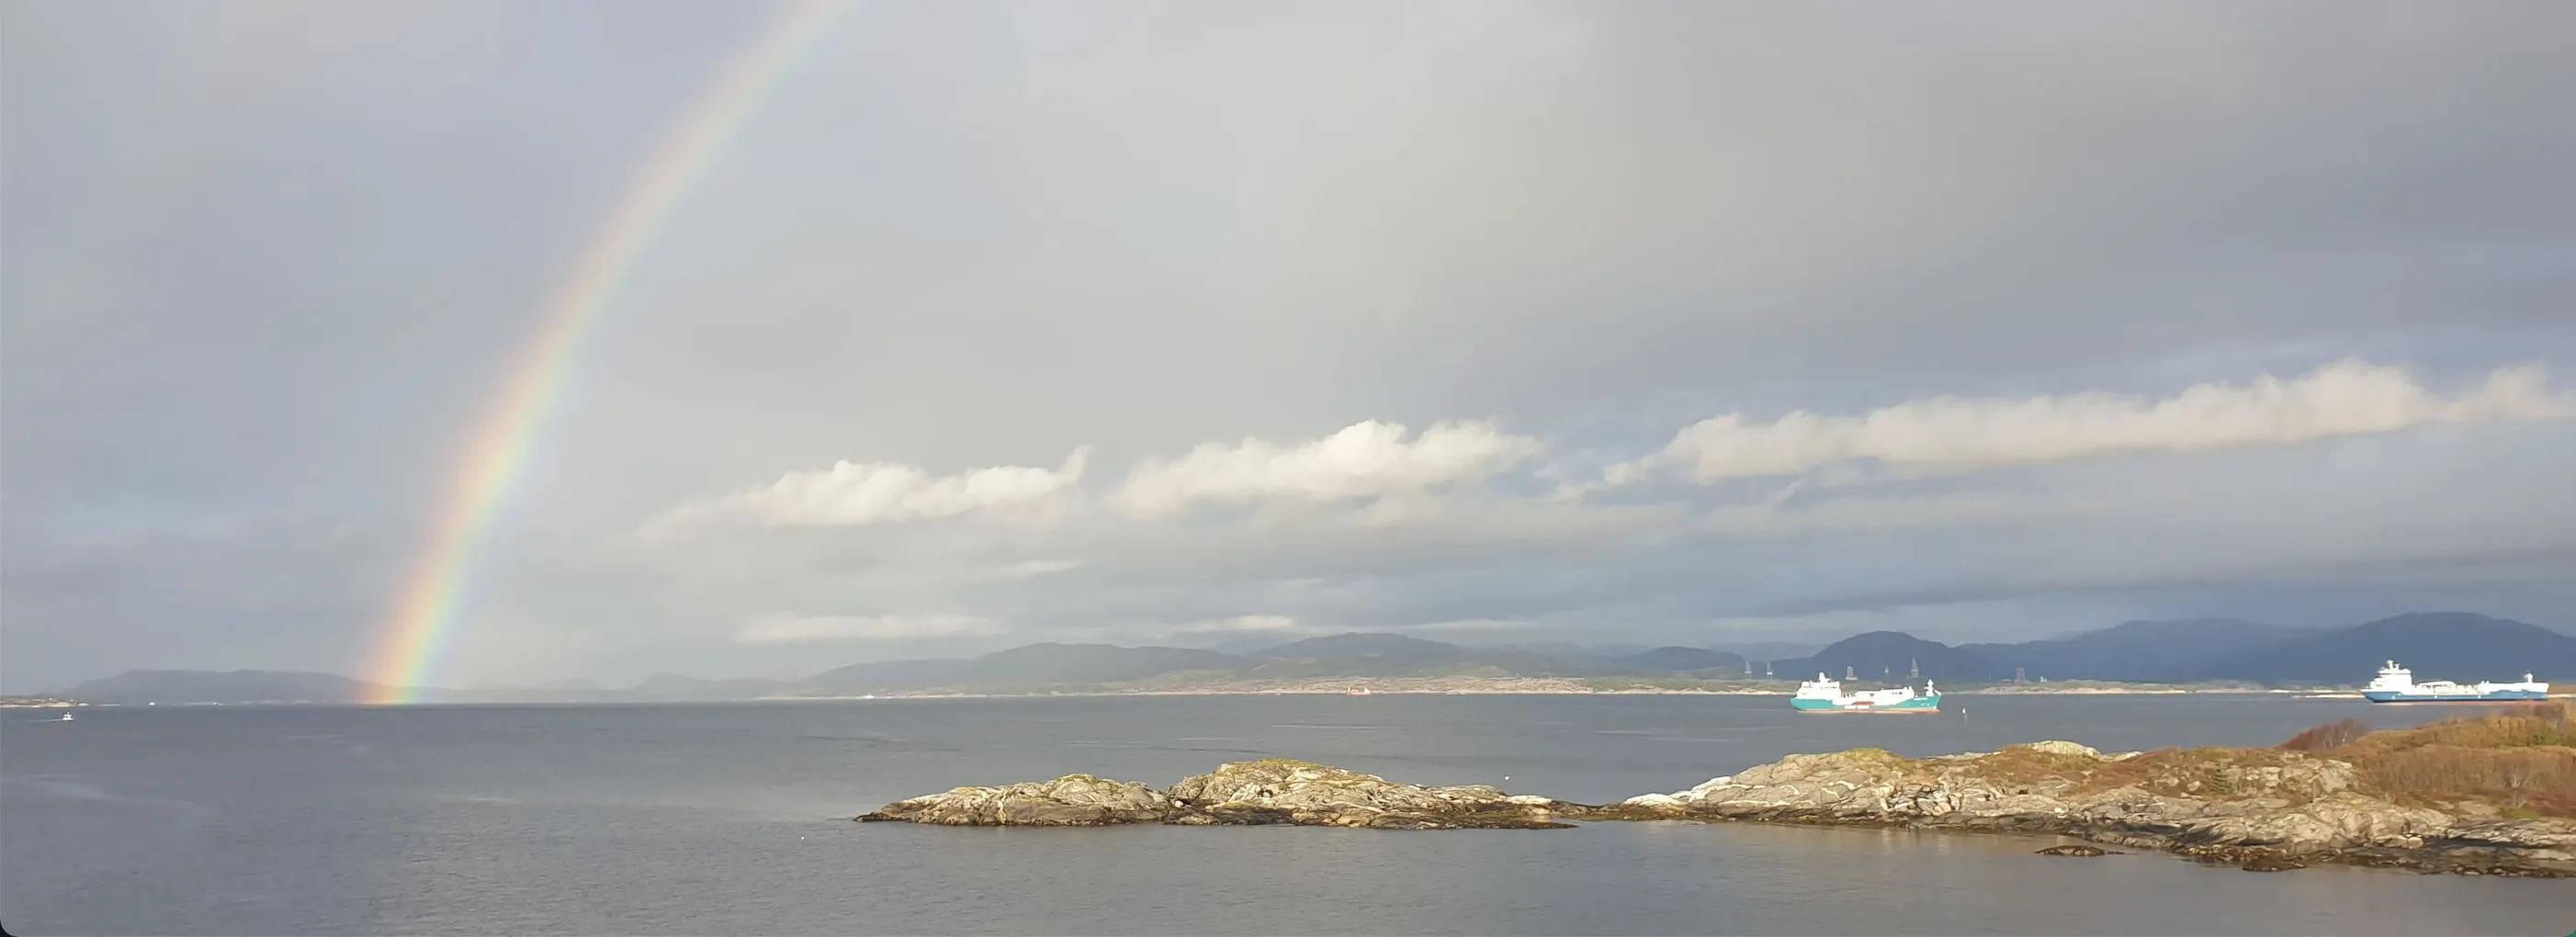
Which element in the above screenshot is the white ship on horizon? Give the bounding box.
[2362,660,2547,703]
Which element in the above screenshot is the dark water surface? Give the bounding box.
[3,694,2569,935]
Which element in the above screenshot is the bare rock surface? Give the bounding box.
[854,745,2574,876]
[1592,741,2573,876]
[858,774,1176,826]
[1167,759,1583,829]
[859,760,1586,830]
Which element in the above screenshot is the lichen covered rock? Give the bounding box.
[851,744,2575,876]
[2181,791,2450,852]
[858,774,1176,826]
[859,760,1587,830]
[2022,740,2105,759]
[1600,741,2571,875]
[1166,759,1580,829]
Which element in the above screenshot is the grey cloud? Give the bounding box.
[6,1,2573,689]
[582,417,2572,659]
[1614,361,2566,485]
[641,448,1092,536]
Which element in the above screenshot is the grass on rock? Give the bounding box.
[2275,702,2576,817]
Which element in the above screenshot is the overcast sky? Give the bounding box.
[7,0,2574,691]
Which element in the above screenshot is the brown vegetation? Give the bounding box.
[1910,705,2576,815]
[2277,702,2576,817]
[2278,717,2372,752]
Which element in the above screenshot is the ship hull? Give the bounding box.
[2362,690,2548,703]
[1792,694,1942,713]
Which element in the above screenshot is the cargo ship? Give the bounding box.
[2361,660,2548,703]
[1791,674,1940,713]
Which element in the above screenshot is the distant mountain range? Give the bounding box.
[1960,618,2314,683]
[53,612,2576,704]
[1761,613,2575,686]
[2195,612,2573,685]
[61,670,403,706]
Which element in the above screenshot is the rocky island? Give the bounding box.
[861,759,1589,830]
[860,703,2576,877]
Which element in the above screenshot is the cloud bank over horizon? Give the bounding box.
[1612,359,2569,487]
[642,357,2570,536]
[6,1,2574,689]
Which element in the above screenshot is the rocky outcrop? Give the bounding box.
[1165,759,1583,829]
[855,745,2575,876]
[858,774,1178,826]
[859,760,1587,830]
[2237,853,2308,872]
[1593,741,2574,877]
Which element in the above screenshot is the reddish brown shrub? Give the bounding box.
[2279,717,2373,751]
[2338,702,2576,755]
[2268,702,2576,817]
[2356,745,2576,817]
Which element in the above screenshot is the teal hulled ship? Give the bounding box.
[1791,674,1941,713]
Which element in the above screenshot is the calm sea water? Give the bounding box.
[3,694,2569,936]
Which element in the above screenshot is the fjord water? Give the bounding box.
[3,695,2567,936]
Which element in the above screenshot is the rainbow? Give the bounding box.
[360,0,848,704]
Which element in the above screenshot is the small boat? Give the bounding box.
[2362,661,2548,703]
[59,712,73,722]
[1346,687,1373,696]
[1791,674,1940,713]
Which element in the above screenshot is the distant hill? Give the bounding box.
[1451,649,1642,678]
[1768,631,1996,683]
[790,643,1237,694]
[438,684,641,704]
[2198,612,2576,685]
[1961,618,2310,682]
[1255,633,1465,666]
[69,612,2567,700]
[1472,641,1658,660]
[1617,647,1747,675]
[632,673,794,701]
[57,670,661,705]
[1242,633,1633,679]
[1195,635,1304,656]
[64,670,396,705]
[785,631,1754,693]
[1711,642,1823,667]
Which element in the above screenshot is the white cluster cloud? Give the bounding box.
[644,361,2568,541]
[1610,360,2568,485]
[643,448,1090,536]
[1199,615,1303,633]
[1153,615,1324,648]
[1408,617,1542,633]
[1113,420,1542,518]
[733,613,1001,644]
[991,559,1082,579]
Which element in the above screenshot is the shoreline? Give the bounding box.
[1591,809,2572,878]
[758,685,2324,701]
[25,687,2403,707]
[858,704,2576,879]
